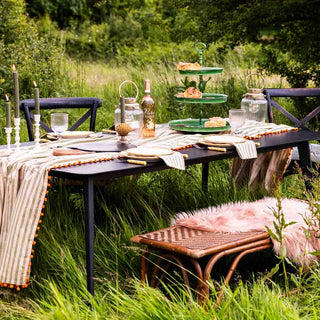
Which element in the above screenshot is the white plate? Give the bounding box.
[126,147,173,157]
[60,131,94,139]
[203,135,247,145]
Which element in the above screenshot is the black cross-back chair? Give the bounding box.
[263,88,320,174]
[264,88,320,130]
[19,97,102,141]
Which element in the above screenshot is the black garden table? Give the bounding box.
[49,129,320,296]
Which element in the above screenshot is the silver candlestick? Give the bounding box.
[33,114,41,150]
[14,117,21,152]
[5,127,12,151]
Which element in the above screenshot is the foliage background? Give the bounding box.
[2,0,318,139]
[24,0,320,87]
[0,0,65,99]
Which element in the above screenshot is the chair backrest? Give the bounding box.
[20,97,102,141]
[263,88,320,130]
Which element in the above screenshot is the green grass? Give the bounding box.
[0,165,318,319]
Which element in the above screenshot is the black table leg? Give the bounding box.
[202,162,209,192]
[297,141,313,191]
[84,177,95,296]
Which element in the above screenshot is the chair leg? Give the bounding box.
[23,105,35,141]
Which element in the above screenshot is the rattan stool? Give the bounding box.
[131,226,272,304]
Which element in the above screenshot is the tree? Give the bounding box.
[0,0,63,99]
[175,0,320,88]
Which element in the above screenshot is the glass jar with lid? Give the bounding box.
[241,74,268,123]
[114,80,143,140]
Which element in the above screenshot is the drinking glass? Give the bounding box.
[51,113,68,139]
[229,109,246,133]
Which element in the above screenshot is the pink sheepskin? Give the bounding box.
[173,197,320,267]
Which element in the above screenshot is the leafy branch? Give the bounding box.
[266,192,296,294]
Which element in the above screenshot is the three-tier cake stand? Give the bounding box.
[169,43,229,133]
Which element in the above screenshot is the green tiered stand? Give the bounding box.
[169,42,229,133]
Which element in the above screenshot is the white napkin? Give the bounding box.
[233,140,257,159]
[158,152,185,170]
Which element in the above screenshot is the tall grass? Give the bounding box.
[0,166,318,319]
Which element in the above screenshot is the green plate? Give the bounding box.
[175,93,228,104]
[169,119,231,133]
[178,67,223,76]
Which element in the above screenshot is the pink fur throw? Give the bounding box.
[173,197,320,267]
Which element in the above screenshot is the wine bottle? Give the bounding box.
[141,79,155,138]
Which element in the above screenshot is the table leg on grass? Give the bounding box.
[297,141,313,191]
[202,163,209,192]
[84,177,95,296]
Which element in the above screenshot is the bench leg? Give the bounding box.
[216,244,272,305]
[151,261,171,288]
[201,240,272,305]
[141,249,151,284]
[150,253,190,290]
[189,258,205,301]
[201,251,226,303]
[140,241,272,306]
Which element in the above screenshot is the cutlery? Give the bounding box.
[127,159,147,165]
[193,144,227,152]
[194,141,260,152]
[53,148,94,156]
[102,129,117,134]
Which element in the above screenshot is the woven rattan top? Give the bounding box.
[131,226,270,258]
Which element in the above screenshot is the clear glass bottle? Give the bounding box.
[114,97,143,140]
[241,88,268,123]
[141,79,155,138]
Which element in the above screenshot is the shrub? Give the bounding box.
[64,21,112,60]
[0,0,65,99]
[0,0,66,143]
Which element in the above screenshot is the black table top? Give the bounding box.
[49,130,320,181]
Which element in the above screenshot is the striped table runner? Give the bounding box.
[235,121,296,138]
